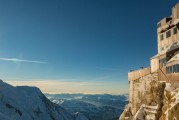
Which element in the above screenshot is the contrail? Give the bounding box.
[0,58,47,63]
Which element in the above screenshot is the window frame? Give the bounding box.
[173,27,177,35]
[166,30,171,38]
[160,34,163,41]
[166,64,179,74]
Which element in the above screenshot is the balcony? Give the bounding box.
[128,67,151,81]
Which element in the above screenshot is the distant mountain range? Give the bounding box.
[0,80,127,120]
[45,93,128,120]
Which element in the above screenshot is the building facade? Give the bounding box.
[120,3,179,118]
[129,3,179,82]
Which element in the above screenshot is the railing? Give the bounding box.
[128,67,151,81]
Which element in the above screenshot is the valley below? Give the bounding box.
[45,93,128,120]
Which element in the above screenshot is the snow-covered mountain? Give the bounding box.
[45,93,128,120]
[0,80,87,120]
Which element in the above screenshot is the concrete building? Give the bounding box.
[152,3,179,82]
[126,3,179,116]
[129,3,179,82]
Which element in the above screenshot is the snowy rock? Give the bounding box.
[0,80,76,120]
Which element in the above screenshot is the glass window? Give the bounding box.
[167,65,179,74]
[166,30,171,38]
[177,65,179,72]
[160,58,166,66]
[169,66,173,73]
[167,67,170,74]
[167,66,171,74]
[160,34,163,41]
[174,27,177,35]
[173,65,177,73]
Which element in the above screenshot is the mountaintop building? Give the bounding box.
[120,3,179,119]
[129,3,179,82]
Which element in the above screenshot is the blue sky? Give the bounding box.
[0,0,178,94]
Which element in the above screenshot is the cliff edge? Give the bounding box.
[119,73,179,120]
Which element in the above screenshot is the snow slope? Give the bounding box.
[0,80,85,120]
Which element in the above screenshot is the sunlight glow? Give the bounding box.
[6,80,128,95]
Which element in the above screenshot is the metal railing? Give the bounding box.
[158,66,170,82]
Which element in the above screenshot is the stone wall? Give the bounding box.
[119,75,179,120]
[129,72,159,115]
[120,72,166,120]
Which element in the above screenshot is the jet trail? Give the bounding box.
[0,58,47,63]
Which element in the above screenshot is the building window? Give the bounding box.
[173,64,177,73]
[166,30,171,38]
[169,66,173,73]
[174,27,177,34]
[160,34,163,41]
[166,64,179,74]
[159,58,166,66]
[167,67,171,74]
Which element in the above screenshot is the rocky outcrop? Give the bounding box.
[159,83,179,120]
[120,72,179,120]
[119,71,179,120]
